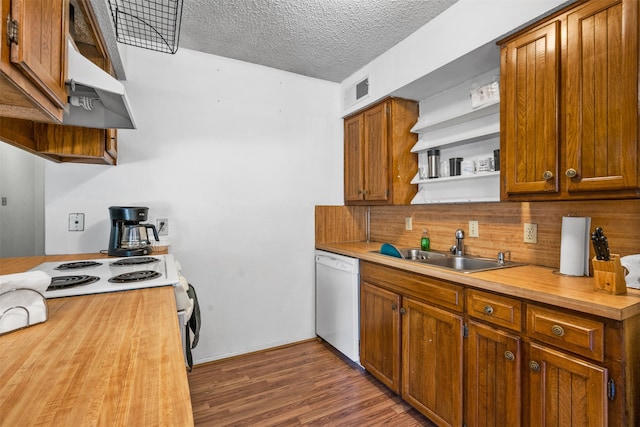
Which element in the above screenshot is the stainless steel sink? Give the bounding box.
[399,248,447,260]
[415,256,525,273]
[372,247,525,273]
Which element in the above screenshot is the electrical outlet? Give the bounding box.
[69,213,84,231]
[524,223,538,243]
[157,218,169,236]
[469,220,479,238]
[405,217,413,231]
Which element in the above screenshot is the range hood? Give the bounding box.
[63,38,136,129]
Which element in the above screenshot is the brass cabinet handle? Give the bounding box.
[504,351,515,361]
[551,325,565,337]
[543,170,554,180]
[391,302,397,311]
[529,361,540,372]
[483,305,494,315]
[399,308,406,315]
[566,168,578,178]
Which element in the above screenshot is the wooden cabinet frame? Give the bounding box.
[344,98,418,205]
[500,0,640,201]
[359,261,636,425]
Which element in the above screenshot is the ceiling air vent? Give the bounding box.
[344,77,369,108]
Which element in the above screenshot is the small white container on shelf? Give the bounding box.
[470,77,500,109]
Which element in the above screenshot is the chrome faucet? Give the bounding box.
[452,229,464,256]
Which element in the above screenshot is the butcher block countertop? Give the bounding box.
[317,241,640,321]
[0,254,194,426]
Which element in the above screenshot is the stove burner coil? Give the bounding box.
[55,261,103,270]
[108,270,162,283]
[48,275,100,291]
[111,257,160,266]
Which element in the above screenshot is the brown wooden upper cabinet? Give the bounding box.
[500,0,639,201]
[0,0,121,165]
[344,98,418,205]
[0,0,68,123]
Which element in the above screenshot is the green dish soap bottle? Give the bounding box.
[421,229,430,251]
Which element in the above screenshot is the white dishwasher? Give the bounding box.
[315,250,360,363]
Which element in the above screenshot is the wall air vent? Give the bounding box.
[344,77,370,108]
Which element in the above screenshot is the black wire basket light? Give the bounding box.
[108,0,184,54]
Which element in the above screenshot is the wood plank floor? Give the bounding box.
[188,339,436,426]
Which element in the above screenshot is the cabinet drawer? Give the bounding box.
[526,305,604,362]
[466,289,522,332]
[360,262,463,312]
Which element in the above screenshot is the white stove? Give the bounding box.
[29,254,180,299]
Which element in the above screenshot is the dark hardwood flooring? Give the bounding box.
[188,339,435,426]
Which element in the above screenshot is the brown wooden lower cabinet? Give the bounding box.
[360,281,401,393]
[360,263,463,426]
[466,320,521,427]
[402,297,463,427]
[527,342,607,426]
[359,261,638,426]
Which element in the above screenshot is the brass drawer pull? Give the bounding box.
[529,361,540,372]
[551,325,565,337]
[504,351,515,361]
[483,305,494,315]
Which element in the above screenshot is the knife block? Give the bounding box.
[592,254,627,295]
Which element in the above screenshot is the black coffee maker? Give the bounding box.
[108,206,159,256]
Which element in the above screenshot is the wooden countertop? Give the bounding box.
[0,255,194,426]
[317,241,640,321]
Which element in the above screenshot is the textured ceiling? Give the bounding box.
[178,0,460,82]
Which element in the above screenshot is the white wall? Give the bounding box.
[341,0,572,115]
[43,47,343,363]
[0,143,45,257]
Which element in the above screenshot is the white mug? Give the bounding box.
[461,160,475,176]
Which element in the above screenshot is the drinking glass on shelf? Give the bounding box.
[440,160,449,178]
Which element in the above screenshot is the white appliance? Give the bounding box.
[315,250,360,363]
[28,254,191,363]
[31,254,179,298]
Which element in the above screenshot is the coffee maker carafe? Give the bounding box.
[108,206,159,256]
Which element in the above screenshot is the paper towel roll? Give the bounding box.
[560,216,591,276]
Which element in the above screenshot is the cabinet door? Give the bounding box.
[10,0,67,108]
[362,102,389,202]
[344,113,364,202]
[564,0,638,193]
[466,321,521,427]
[402,297,463,427]
[360,281,401,393]
[34,124,116,165]
[502,20,560,195]
[528,343,607,426]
